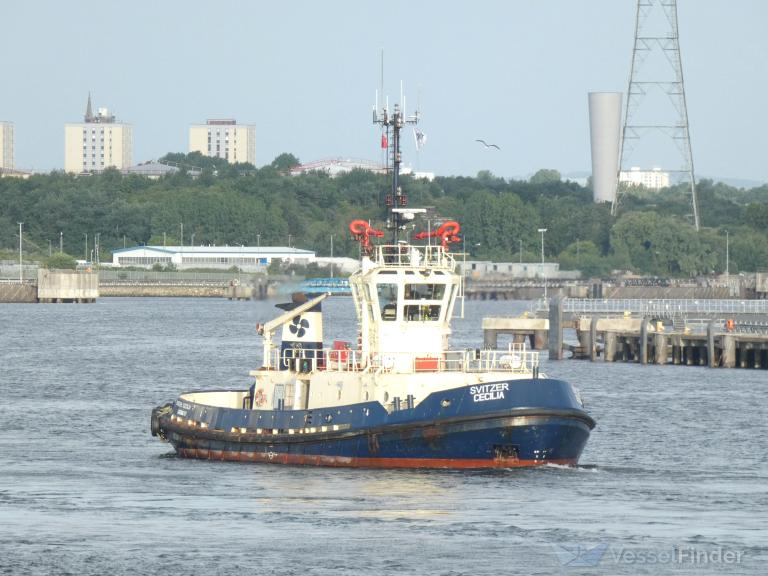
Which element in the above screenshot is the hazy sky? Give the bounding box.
[2,0,766,183]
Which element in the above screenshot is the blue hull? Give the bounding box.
[153,378,595,469]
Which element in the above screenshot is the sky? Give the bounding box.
[1,0,766,183]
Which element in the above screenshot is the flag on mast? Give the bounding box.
[413,129,426,151]
[381,133,388,149]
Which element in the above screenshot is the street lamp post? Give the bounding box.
[18,222,23,283]
[60,231,63,253]
[538,228,548,301]
[725,229,730,281]
[330,234,334,278]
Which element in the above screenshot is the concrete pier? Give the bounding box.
[481,317,549,350]
[483,304,768,369]
[582,325,767,370]
[37,270,98,303]
[0,271,98,303]
[224,284,254,300]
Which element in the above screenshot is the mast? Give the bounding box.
[373,96,419,242]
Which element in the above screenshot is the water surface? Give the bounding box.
[1,297,765,575]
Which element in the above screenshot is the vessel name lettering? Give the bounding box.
[175,401,192,411]
[470,383,508,402]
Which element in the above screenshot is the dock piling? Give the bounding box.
[548,297,563,360]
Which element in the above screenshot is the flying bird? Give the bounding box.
[475,139,500,150]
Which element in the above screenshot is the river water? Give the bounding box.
[1,297,765,575]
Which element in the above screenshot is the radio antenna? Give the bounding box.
[373,79,419,242]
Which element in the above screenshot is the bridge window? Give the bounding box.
[404,304,441,321]
[377,283,399,321]
[404,283,445,300]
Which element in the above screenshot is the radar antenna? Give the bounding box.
[372,89,419,242]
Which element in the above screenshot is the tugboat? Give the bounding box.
[150,100,595,468]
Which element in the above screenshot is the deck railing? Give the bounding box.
[372,244,456,270]
[269,343,538,375]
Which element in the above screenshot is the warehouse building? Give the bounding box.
[111,245,315,271]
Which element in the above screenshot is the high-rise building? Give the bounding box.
[0,120,13,171]
[65,94,132,173]
[619,167,670,190]
[189,119,255,165]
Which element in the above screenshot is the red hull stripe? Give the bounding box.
[178,448,577,469]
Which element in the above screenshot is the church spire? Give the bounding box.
[85,92,93,122]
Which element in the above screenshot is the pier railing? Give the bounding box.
[535,298,768,317]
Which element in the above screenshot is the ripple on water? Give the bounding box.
[1,298,766,575]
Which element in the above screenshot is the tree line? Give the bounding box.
[0,152,766,277]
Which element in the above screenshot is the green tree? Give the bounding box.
[44,252,77,269]
[529,168,561,184]
[558,241,612,277]
[271,153,301,172]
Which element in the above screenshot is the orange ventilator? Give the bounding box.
[349,220,384,253]
[413,220,461,249]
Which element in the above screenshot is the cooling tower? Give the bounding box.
[588,92,623,204]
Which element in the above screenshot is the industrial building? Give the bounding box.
[111,245,315,271]
[289,157,434,181]
[189,119,256,165]
[65,94,133,173]
[588,92,622,204]
[457,261,579,280]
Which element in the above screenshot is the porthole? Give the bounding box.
[384,392,389,403]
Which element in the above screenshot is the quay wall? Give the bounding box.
[99,285,227,298]
[0,283,37,303]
